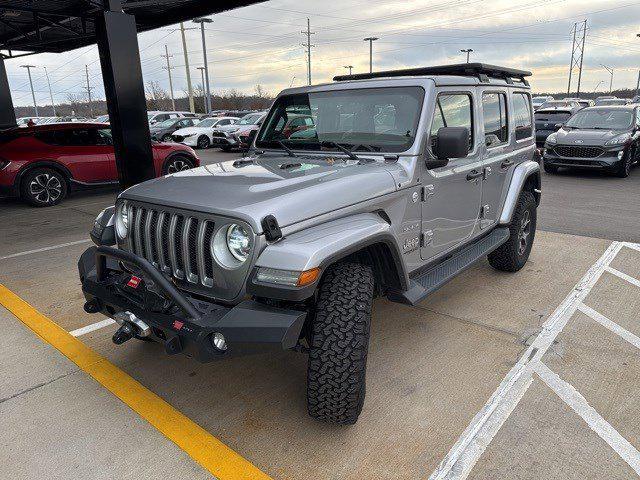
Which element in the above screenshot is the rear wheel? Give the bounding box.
[196,135,210,149]
[162,155,194,175]
[488,191,536,272]
[306,262,375,425]
[20,167,68,207]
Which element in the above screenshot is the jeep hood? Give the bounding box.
[555,128,627,145]
[120,154,400,234]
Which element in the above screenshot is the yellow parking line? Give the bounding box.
[0,284,272,480]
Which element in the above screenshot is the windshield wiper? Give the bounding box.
[276,139,296,157]
[321,140,359,160]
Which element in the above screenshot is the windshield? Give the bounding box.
[197,118,217,128]
[595,99,627,106]
[238,113,261,125]
[156,119,178,128]
[564,109,633,130]
[147,113,155,120]
[257,87,425,152]
[541,101,575,109]
[535,111,572,122]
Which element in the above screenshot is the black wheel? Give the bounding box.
[306,262,375,425]
[162,155,194,175]
[20,167,68,207]
[196,135,210,149]
[543,163,558,174]
[161,134,172,142]
[614,148,633,178]
[488,191,536,272]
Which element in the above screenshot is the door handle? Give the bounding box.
[501,159,514,169]
[466,170,483,181]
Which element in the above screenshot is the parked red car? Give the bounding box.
[0,122,199,207]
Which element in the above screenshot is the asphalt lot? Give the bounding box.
[1,147,639,479]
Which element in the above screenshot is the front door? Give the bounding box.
[421,90,484,261]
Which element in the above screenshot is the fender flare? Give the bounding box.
[14,159,73,189]
[248,213,409,300]
[161,150,198,173]
[498,160,541,225]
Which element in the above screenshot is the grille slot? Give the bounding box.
[554,145,603,158]
[121,204,226,290]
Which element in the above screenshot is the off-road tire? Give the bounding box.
[306,262,375,425]
[543,163,558,174]
[196,135,210,149]
[614,148,633,178]
[488,191,536,272]
[20,167,68,207]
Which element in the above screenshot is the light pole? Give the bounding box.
[460,49,473,63]
[601,64,614,93]
[343,65,353,75]
[43,66,56,117]
[193,17,213,114]
[593,80,604,93]
[21,65,38,117]
[636,34,640,97]
[363,37,379,73]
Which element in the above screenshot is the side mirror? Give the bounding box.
[554,123,564,129]
[428,127,469,168]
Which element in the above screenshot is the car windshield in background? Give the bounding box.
[198,118,217,128]
[257,87,425,153]
[540,101,576,109]
[564,109,633,130]
[535,110,572,122]
[595,99,627,106]
[237,114,262,125]
[156,119,178,128]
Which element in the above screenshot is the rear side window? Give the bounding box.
[482,92,508,147]
[431,93,474,148]
[512,93,533,140]
[35,129,94,146]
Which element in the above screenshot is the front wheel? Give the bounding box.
[196,135,210,149]
[306,262,375,425]
[162,155,194,175]
[488,191,536,272]
[614,148,633,178]
[20,167,68,207]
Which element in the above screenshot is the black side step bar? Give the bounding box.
[388,227,510,306]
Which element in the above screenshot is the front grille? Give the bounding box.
[125,204,216,288]
[172,135,184,142]
[554,145,603,158]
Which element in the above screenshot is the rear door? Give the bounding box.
[479,89,512,229]
[421,89,484,261]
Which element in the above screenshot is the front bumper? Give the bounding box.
[210,133,238,147]
[542,145,625,169]
[172,135,198,147]
[78,246,307,362]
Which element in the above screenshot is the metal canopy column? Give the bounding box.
[95,1,154,189]
[0,56,16,129]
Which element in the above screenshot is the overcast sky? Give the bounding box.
[6,0,640,107]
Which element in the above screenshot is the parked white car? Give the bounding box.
[171,116,240,149]
[210,112,267,151]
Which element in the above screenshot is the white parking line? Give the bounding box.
[428,241,623,480]
[69,318,115,337]
[605,266,640,289]
[0,239,92,261]
[534,362,640,475]
[578,303,640,351]
[624,242,640,253]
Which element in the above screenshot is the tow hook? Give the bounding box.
[112,311,151,345]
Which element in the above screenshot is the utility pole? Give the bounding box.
[85,64,93,117]
[301,18,315,85]
[601,64,614,93]
[197,67,206,113]
[343,65,353,75]
[636,70,640,97]
[43,67,56,117]
[20,65,38,117]
[460,49,473,63]
[161,45,176,111]
[567,20,587,96]
[180,22,196,113]
[363,37,379,73]
[193,17,213,113]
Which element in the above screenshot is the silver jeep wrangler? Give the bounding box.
[79,63,541,425]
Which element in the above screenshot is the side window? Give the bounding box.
[513,92,533,140]
[430,93,473,148]
[218,119,230,126]
[482,92,508,147]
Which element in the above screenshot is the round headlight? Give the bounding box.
[115,202,128,239]
[227,224,251,261]
[211,223,251,269]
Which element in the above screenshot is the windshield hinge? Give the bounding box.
[421,184,435,201]
[261,215,282,242]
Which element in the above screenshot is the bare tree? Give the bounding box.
[145,80,170,110]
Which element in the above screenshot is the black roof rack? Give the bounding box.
[333,63,532,86]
